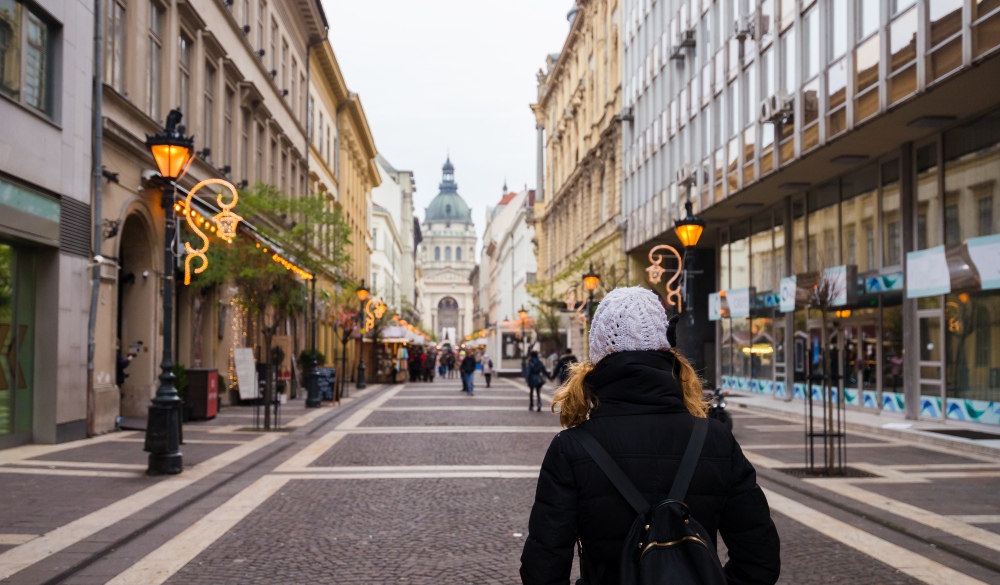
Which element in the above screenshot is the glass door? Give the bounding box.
[773,321,787,399]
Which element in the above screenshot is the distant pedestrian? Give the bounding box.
[482,355,494,388]
[460,352,477,395]
[526,351,550,412]
[116,344,135,386]
[549,348,578,385]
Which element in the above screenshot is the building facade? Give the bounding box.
[480,188,541,373]
[531,0,625,358]
[417,158,476,345]
[623,0,1000,425]
[307,40,379,379]
[0,0,95,446]
[370,159,406,310]
[93,0,329,432]
[377,155,418,320]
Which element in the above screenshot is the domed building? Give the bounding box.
[418,158,477,345]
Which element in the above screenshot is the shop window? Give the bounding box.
[928,0,964,82]
[945,110,1000,241]
[946,293,1000,402]
[827,59,848,137]
[883,304,905,394]
[750,212,773,292]
[973,0,1000,59]
[720,231,731,291]
[730,221,751,289]
[889,7,918,105]
[882,160,902,267]
[854,34,881,122]
[842,165,878,273]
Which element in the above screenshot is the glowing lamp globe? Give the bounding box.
[356,281,370,302]
[146,109,194,181]
[674,200,706,248]
[518,307,528,321]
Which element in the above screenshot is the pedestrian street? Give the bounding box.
[0,376,999,584]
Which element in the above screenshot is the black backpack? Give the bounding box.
[568,418,727,585]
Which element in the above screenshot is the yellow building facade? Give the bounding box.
[531,0,626,310]
[308,41,379,378]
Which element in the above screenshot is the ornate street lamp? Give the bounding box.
[143,109,194,475]
[356,280,370,389]
[582,263,600,325]
[674,200,706,248]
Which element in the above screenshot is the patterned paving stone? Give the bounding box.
[358,410,560,428]
[312,432,557,468]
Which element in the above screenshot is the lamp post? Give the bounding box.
[674,199,706,317]
[517,306,528,374]
[305,277,321,408]
[143,109,194,475]
[582,263,600,325]
[356,280,370,389]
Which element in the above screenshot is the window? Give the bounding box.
[802,7,820,81]
[104,0,126,91]
[146,2,164,119]
[372,228,378,250]
[0,0,51,113]
[928,0,964,81]
[980,197,995,236]
[854,33,880,120]
[270,18,277,70]
[456,247,462,261]
[178,34,191,118]
[223,86,234,168]
[434,246,440,261]
[830,0,847,61]
[257,0,264,49]
[203,63,215,154]
[857,0,880,39]
[280,149,287,191]
[270,138,277,184]
[289,58,296,105]
[445,247,452,261]
[241,109,250,180]
[945,202,960,245]
[242,0,249,26]
[255,122,264,182]
[281,39,288,89]
[889,7,918,103]
[780,29,796,94]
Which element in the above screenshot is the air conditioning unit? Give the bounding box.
[670,44,686,61]
[734,14,755,41]
[775,90,794,118]
[756,13,771,40]
[678,29,697,48]
[759,98,775,124]
[675,164,697,187]
[803,90,819,113]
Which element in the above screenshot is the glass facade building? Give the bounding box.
[623,0,1000,425]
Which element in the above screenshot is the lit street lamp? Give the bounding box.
[518,306,528,373]
[356,280,370,389]
[582,263,600,325]
[143,109,194,475]
[675,199,705,316]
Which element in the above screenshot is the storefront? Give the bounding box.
[712,109,1000,426]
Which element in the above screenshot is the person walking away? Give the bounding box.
[460,352,477,396]
[526,351,551,412]
[550,348,578,385]
[435,351,444,379]
[482,355,494,388]
[520,286,780,585]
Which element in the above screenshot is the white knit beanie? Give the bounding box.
[588,286,671,364]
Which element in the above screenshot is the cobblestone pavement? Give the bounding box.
[1,375,1000,584]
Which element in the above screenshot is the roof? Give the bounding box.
[498,191,517,206]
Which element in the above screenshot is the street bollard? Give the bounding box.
[356,360,366,389]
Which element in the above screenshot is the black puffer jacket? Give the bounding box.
[520,351,780,585]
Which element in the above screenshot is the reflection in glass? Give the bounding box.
[841,165,879,273]
[945,292,1000,402]
[882,159,903,267]
[803,8,820,80]
[973,0,1000,58]
[916,143,940,250]
[857,0,880,39]
[792,199,806,275]
[854,34,880,120]
[930,0,964,47]
[781,29,796,94]
[830,0,847,61]
[827,59,848,136]
[802,79,819,151]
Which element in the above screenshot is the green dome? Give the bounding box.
[425,157,472,223]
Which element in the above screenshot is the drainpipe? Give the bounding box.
[86,0,104,437]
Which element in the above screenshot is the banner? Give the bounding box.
[727,288,753,318]
[906,246,951,298]
[967,234,1000,290]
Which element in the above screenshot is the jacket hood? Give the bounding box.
[584,350,688,417]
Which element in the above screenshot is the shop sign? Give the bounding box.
[967,234,1000,290]
[906,246,951,298]
[727,288,753,318]
[708,292,723,321]
[780,277,797,312]
[233,347,257,400]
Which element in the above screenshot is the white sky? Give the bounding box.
[324,0,575,249]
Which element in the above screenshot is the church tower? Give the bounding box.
[418,158,477,345]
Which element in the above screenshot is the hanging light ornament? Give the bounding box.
[181,178,243,285]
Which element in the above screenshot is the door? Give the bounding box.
[837,317,879,409]
[0,242,35,448]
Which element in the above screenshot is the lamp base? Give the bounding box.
[144,402,183,475]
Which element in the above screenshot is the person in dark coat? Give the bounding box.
[525,351,550,412]
[549,348,578,385]
[520,287,780,585]
[460,352,477,395]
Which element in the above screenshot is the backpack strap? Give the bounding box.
[668,417,709,502]
[567,427,649,515]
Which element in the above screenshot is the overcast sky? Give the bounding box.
[324,0,574,249]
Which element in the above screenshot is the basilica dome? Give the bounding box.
[425,157,472,223]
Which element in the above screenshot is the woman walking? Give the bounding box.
[482,354,494,388]
[525,351,550,412]
[520,287,780,585]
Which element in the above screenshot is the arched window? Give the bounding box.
[434,246,440,260]
[445,247,452,261]
[456,247,462,261]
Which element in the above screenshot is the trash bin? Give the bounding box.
[185,368,219,420]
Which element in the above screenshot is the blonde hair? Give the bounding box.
[551,350,709,428]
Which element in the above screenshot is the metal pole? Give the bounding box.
[356,302,366,389]
[145,181,183,475]
[305,278,320,407]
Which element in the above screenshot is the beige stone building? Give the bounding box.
[93,0,329,432]
[530,0,625,355]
